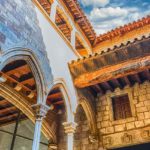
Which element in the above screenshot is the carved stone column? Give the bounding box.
[63,122,77,150]
[32,104,49,150]
[71,27,76,49]
[50,0,58,22]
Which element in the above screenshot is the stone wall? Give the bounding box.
[0,0,53,86]
[74,105,98,150]
[96,81,150,149]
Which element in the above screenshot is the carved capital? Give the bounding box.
[48,144,57,150]
[63,122,77,134]
[32,103,50,120]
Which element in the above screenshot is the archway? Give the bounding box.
[46,81,73,149]
[0,48,47,103]
[0,49,56,149]
[74,98,98,150]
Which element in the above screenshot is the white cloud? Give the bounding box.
[89,7,128,22]
[79,0,109,7]
[88,6,150,34]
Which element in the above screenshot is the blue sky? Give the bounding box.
[78,0,150,35]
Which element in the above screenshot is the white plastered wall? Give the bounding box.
[35,7,78,121]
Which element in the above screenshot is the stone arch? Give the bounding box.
[0,82,56,143]
[76,97,97,135]
[0,48,48,103]
[48,78,74,122]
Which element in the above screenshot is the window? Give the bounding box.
[112,94,132,120]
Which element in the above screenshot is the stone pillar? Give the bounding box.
[71,27,76,49]
[50,0,58,22]
[32,104,49,150]
[63,122,77,150]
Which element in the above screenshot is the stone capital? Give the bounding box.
[48,144,57,150]
[63,122,77,134]
[32,103,50,119]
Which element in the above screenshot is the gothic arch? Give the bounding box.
[76,97,97,135]
[48,78,74,122]
[0,82,56,142]
[0,48,48,103]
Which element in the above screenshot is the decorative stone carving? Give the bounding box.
[63,122,77,134]
[32,103,50,119]
[48,144,58,150]
[89,134,98,143]
[121,133,132,143]
[103,136,113,146]
[141,130,150,139]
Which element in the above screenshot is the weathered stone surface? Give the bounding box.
[0,0,53,86]
[126,122,135,130]
[135,121,144,128]
[115,124,125,132]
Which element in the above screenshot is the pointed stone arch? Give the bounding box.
[0,82,56,142]
[76,96,97,135]
[48,78,74,122]
[0,48,49,103]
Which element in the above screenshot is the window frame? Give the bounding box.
[106,87,136,124]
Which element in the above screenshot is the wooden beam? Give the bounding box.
[134,74,142,83]
[113,79,123,89]
[53,100,64,105]
[0,113,18,122]
[0,99,8,106]
[104,82,113,92]
[0,106,16,115]
[47,92,62,100]
[5,65,29,76]
[124,76,131,86]
[74,55,150,88]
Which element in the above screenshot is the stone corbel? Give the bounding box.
[63,122,77,134]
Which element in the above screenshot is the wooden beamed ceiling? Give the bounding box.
[46,87,65,110]
[62,0,96,44]
[55,11,71,41]
[89,70,150,97]
[0,60,65,126]
[38,0,51,15]
[0,97,26,126]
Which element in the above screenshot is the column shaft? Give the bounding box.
[32,119,43,150]
[68,133,74,150]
